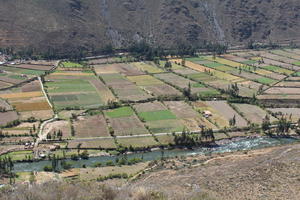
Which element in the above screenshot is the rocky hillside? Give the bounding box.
[0,0,300,53]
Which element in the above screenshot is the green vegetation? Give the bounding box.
[46,79,97,93]
[255,77,276,85]
[139,110,177,121]
[61,61,83,68]
[105,107,134,118]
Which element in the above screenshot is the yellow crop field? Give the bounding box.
[0,91,43,99]
[205,56,242,68]
[127,75,163,86]
[184,61,215,72]
[183,60,244,83]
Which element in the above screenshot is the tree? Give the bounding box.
[164,61,172,71]
[262,115,271,133]
[229,115,236,127]
[77,143,82,156]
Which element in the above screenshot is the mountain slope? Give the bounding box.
[0,0,299,53]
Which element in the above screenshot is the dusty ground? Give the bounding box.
[125,143,300,200]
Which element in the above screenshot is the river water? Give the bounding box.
[13,136,299,172]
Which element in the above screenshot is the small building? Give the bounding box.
[203,110,212,118]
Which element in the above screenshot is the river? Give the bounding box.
[13,136,299,172]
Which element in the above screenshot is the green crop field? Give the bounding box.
[203,62,224,68]
[105,106,134,118]
[260,65,294,75]
[46,79,97,93]
[255,77,276,85]
[293,61,300,66]
[241,60,257,65]
[61,61,84,68]
[138,110,177,121]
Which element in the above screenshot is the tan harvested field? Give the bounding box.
[43,120,72,138]
[2,122,39,135]
[12,101,51,112]
[133,101,167,113]
[233,104,277,124]
[275,81,300,87]
[58,110,85,119]
[193,101,228,128]
[21,80,41,92]
[264,87,300,94]
[28,60,57,66]
[94,63,144,76]
[19,110,54,120]
[78,162,148,181]
[87,57,116,65]
[0,81,12,89]
[0,98,12,110]
[73,115,110,138]
[259,57,298,71]
[0,136,34,144]
[206,101,247,127]
[155,134,176,145]
[267,108,300,122]
[68,138,116,149]
[117,136,159,148]
[258,51,300,65]
[164,101,216,130]
[109,115,149,136]
[89,79,116,103]
[257,94,300,100]
[8,64,52,71]
[144,84,181,96]
[0,111,18,126]
[0,76,23,84]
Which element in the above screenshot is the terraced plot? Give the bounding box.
[267,108,300,122]
[164,101,216,130]
[104,106,149,136]
[100,73,151,101]
[134,102,185,133]
[232,104,277,124]
[132,62,163,74]
[46,71,112,109]
[68,138,116,149]
[0,80,54,120]
[127,75,181,97]
[73,114,110,138]
[94,63,144,76]
[192,101,247,128]
[116,136,159,148]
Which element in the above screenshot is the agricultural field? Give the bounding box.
[45,70,114,110]
[164,101,216,130]
[94,63,144,76]
[267,108,300,122]
[154,73,220,98]
[73,114,110,138]
[104,106,150,136]
[192,101,247,128]
[1,48,300,168]
[127,75,181,97]
[232,104,277,124]
[0,80,54,120]
[43,120,72,139]
[100,73,151,101]
[133,101,185,133]
[132,62,164,74]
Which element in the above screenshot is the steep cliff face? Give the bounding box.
[0,0,299,53]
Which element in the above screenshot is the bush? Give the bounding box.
[43,165,53,172]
